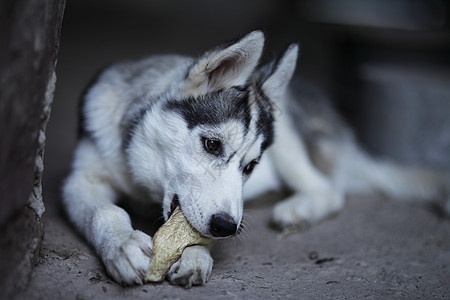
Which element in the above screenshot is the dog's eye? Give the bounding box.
[202,137,223,156]
[243,160,258,175]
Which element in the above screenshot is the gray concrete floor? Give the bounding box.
[15,193,450,299]
[13,2,450,299]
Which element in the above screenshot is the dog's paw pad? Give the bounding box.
[103,230,153,285]
[166,245,213,288]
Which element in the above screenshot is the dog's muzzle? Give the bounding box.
[209,213,237,237]
[170,194,238,238]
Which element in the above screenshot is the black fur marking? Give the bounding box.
[164,88,251,132]
[225,151,237,165]
[122,104,150,150]
[168,194,180,219]
[254,88,275,152]
[249,45,298,153]
[250,43,299,151]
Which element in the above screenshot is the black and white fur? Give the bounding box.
[63,30,450,288]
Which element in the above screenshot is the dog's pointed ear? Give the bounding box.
[261,43,298,101]
[183,30,264,95]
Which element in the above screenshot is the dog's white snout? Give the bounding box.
[208,212,237,237]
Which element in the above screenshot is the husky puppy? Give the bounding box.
[63,30,449,287]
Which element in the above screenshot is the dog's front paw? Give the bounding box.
[273,194,310,229]
[273,190,344,229]
[166,245,213,288]
[103,230,153,285]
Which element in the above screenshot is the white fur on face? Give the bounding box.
[127,107,264,236]
[123,31,271,236]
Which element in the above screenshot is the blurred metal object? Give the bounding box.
[357,63,450,169]
[298,0,448,30]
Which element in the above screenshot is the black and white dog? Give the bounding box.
[63,31,449,287]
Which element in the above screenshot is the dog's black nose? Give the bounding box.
[209,213,237,237]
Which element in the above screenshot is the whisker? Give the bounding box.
[235,217,253,244]
[243,221,253,240]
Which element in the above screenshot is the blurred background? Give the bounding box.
[44,0,450,214]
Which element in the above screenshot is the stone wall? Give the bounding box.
[0,0,65,297]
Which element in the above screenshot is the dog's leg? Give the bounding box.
[270,116,345,227]
[63,139,152,285]
[166,245,213,288]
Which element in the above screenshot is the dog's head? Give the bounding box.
[127,31,298,238]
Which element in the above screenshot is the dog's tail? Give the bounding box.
[333,141,450,214]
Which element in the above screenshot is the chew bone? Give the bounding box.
[145,206,213,282]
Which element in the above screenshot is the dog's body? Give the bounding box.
[63,31,450,288]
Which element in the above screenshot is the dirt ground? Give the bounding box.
[14,190,450,299]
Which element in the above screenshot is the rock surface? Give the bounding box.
[0,0,64,297]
